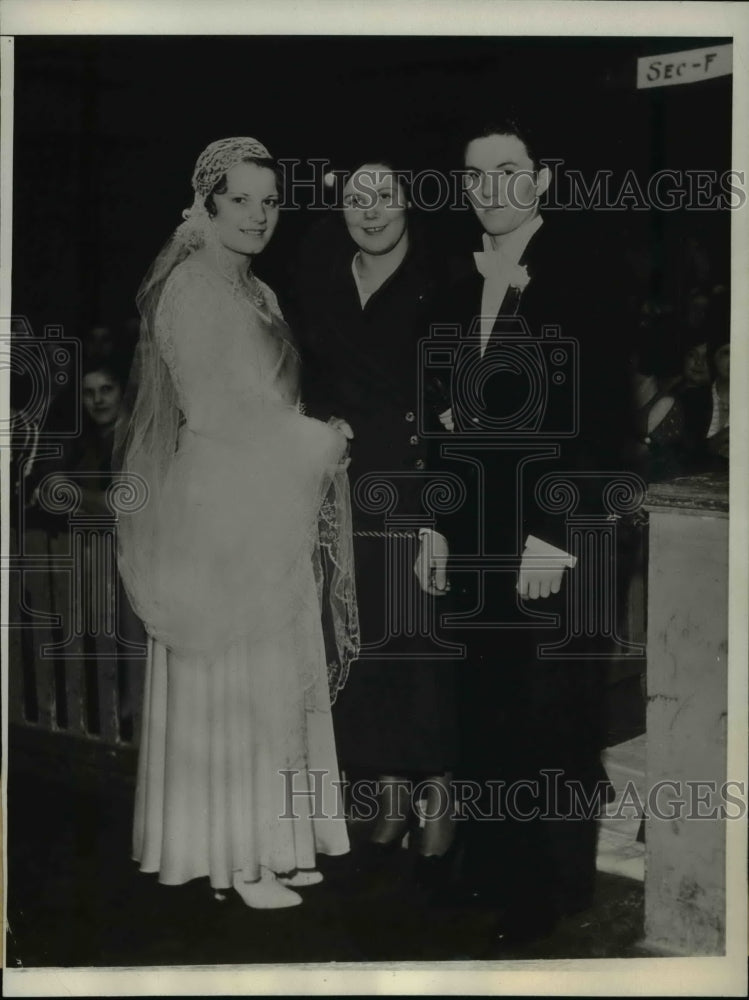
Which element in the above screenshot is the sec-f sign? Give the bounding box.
[637,43,732,89]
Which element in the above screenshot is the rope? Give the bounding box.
[353,529,419,539]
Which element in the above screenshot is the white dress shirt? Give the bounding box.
[474,213,543,357]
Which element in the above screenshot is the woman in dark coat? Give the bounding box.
[293,157,458,874]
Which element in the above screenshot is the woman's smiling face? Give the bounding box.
[342,164,409,257]
[82,370,123,429]
[210,161,280,257]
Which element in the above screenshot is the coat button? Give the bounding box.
[405,411,415,422]
[409,435,418,445]
[415,458,425,470]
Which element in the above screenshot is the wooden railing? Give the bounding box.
[8,516,147,761]
[6,502,647,766]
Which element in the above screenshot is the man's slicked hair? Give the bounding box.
[462,114,545,171]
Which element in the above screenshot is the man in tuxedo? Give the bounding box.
[417,117,637,944]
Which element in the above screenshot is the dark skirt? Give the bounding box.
[332,531,459,775]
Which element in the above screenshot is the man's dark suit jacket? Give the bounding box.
[425,214,636,619]
[423,214,637,918]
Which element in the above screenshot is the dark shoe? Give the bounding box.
[356,836,402,871]
[492,911,559,950]
[432,882,494,909]
[412,840,462,901]
[344,837,405,896]
[556,890,594,917]
[480,904,561,955]
[412,855,447,895]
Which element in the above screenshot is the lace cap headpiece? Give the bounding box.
[178,136,273,244]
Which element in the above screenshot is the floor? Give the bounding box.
[6,676,647,969]
[6,768,645,968]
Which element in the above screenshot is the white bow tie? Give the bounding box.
[473,234,531,289]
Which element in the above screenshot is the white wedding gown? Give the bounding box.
[125,256,352,888]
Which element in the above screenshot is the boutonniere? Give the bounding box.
[508,264,531,291]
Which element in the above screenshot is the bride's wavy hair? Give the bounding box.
[204,155,283,217]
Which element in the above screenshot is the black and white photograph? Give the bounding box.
[1,1,747,995]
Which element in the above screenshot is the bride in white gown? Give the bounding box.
[115,137,358,909]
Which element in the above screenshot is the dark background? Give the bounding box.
[12,35,732,343]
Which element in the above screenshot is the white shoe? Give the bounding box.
[232,869,302,909]
[278,869,324,888]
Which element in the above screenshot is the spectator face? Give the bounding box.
[342,165,409,257]
[82,371,123,429]
[211,162,279,257]
[713,344,730,381]
[463,133,550,238]
[683,343,709,387]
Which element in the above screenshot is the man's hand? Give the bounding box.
[438,408,455,432]
[517,557,566,599]
[516,536,577,600]
[414,530,450,596]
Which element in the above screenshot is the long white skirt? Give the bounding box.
[132,584,350,889]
